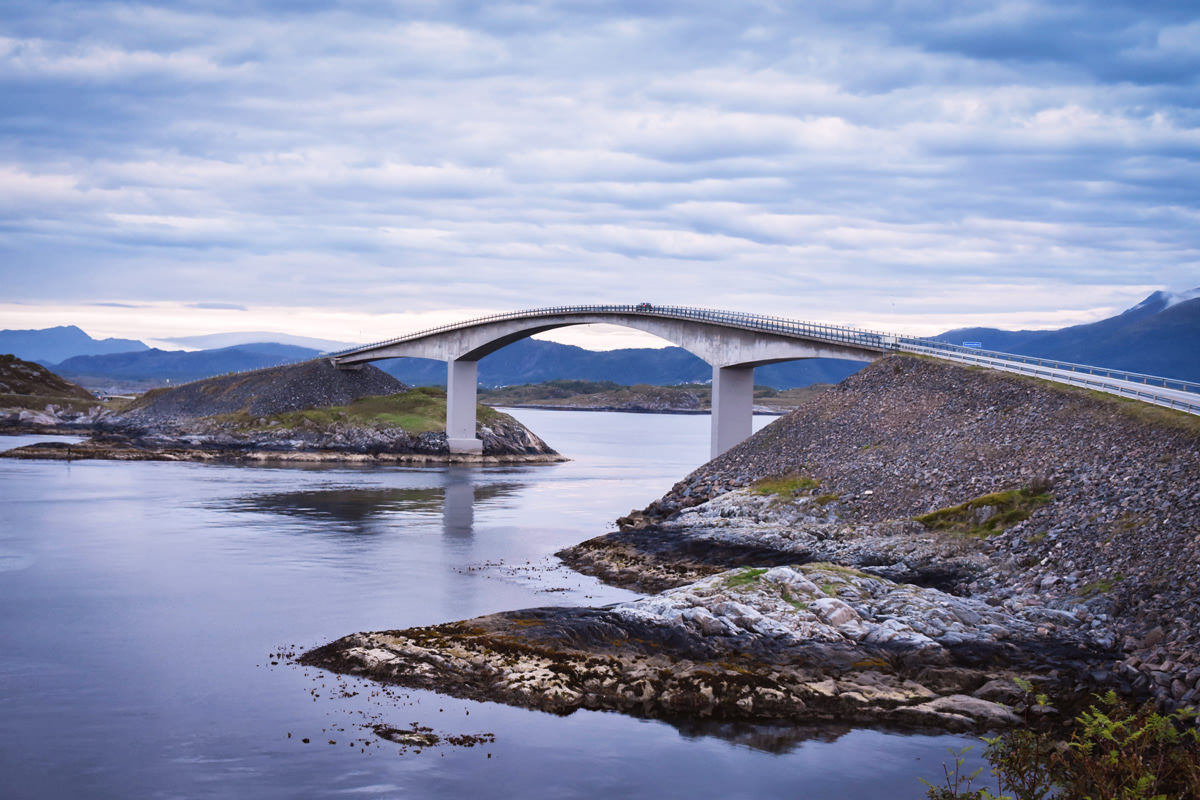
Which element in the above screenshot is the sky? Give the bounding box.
[1,0,1198,349]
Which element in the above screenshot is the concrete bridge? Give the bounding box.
[330,304,1200,456]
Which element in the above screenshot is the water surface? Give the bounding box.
[0,412,982,798]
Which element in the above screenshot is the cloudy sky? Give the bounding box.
[1,0,1198,348]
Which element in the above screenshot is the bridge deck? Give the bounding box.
[332,304,1199,418]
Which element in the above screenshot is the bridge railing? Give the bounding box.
[893,337,1200,395]
[897,340,1200,415]
[329,303,900,359]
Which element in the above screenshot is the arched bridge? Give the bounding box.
[329,304,1200,456]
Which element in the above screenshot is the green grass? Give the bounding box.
[803,562,873,580]
[723,568,768,588]
[1079,575,1122,597]
[812,493,840,506]
[212,387,507,434]
[914,484,1053,538]
[752,474,820,497]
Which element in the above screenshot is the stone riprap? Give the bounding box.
[566,355,1200,708]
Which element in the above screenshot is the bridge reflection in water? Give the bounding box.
[226,474,518,539]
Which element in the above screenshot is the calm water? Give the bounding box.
[0,411,982,799]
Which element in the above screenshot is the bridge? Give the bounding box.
[330,304,1200,456]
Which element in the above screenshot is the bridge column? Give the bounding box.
[711,365,754,459]
[446,359,483,454]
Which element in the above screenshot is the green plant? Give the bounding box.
[925,682,1200,800]
[915,483,1053,539]
[1079,576,1122,597]
[921,745,989,799]
[722,568,768,588]
[752,474,819,497]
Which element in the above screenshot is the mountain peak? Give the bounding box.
[1125,287,1200,316]
[1165,287,1200,309]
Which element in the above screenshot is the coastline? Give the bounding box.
[299,356,1200,736]
[0,439,568,465]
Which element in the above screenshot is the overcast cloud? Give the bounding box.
[1,1,1197,343]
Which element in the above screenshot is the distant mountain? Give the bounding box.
[935,288,1200,381]
[52,343,321,384]
[37,329,866,390]
[0,325,148,364]
[34,289,1198,393]
[157,331,355,352]
[378,338,865,390]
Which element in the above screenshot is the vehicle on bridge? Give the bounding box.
[635,302,653,311]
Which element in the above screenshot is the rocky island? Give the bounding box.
[1,358,560,464]
[480,379,828,415]
[303,355,1200,732]
[0,353,108,432]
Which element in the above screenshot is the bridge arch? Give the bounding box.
[332,306,889,457]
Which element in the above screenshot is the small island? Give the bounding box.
[479,379,829,415]
[1,356,561,464]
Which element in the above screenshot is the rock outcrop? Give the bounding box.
[0,354,106,431]
[565,355,1200,708]
[303,563,1109,730]
[304,354,1200,728]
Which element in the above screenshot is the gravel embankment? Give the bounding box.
[606,355,1200,708]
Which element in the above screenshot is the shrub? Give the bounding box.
[925,683,1200,800]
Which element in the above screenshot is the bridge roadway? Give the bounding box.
[330,304,1200,456]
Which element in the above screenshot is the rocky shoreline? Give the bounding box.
[302,355,1200,733]
[0,436,565,465]
[301,561,1113,731]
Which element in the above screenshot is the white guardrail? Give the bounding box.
[173,304,1200,416]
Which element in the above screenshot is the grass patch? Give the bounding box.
[211,387,507,434]
[777,585,810,611]
[813,493,840,506]
[1079,575,1122,597]
[722,568,768,588]
[752,473,820,497]
[1110,511,1146,536]
[1077,388,1200,435]
[803,562,873,580]
[914,483,1053,538]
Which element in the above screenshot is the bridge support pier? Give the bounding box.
[446,359,483,454]
[711,365,754,459]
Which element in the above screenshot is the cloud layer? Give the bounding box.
[1,1,1197,340]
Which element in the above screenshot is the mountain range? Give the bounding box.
[0,325,148,364]
[3,289,1197,389]
[933,289,1200,380]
